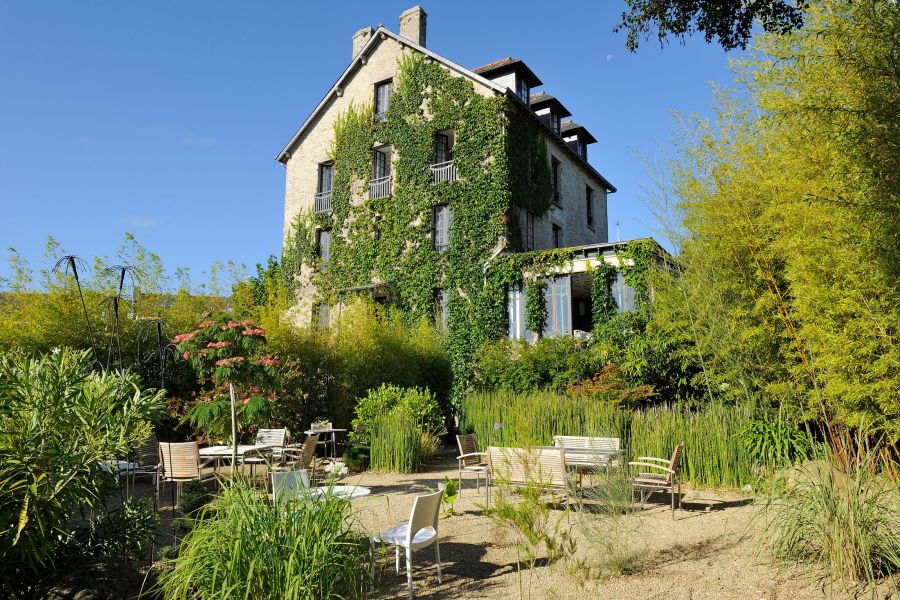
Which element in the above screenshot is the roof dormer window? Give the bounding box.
[516,78,529,103]
[551,113,561,135]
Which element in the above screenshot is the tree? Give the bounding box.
[616,0,808,51]
[652,0,900,438]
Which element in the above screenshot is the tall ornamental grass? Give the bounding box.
[157,481,371,600]
[758,430,900,590]
[460,391,753,487]
[369,411,438,473]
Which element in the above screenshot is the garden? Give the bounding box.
[2,1,900,599]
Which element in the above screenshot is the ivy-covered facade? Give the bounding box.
[276,9,656,395]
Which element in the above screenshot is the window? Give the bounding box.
[516,78,529,103]
[318,163,333,193]
[433,133,451,164]
[551,157,561,206]
[374,80,391,121]
[551,112,561,135]
[506,286,534,341]
[434,288,449,331]
[373,148,390,179]
[524,211,536,251]
[432,204,451,252]
[544,276,571,337]
[317,229,331,272]
[578,139,587,159]
[585,186,594,228]
[552,223,562,249]
[317,303,330,329]
[612,272,636,313]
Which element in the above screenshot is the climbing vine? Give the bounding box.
[282,52,555,401]
[590,260,618,329]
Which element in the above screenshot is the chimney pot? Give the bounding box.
[352,26,374,60]
[399,5,427,47]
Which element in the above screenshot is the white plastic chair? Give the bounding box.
[371,488,443,599]
[269,469,310,504]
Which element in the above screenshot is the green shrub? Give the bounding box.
[473,337,597,394]
[89,497,160,560]
[172,480,215,538]
[740,415,811,472]
[157,481,371,599]
[351,384,445,445]
[343,443,370,471]
[0,348,165,595]
[260,298,452,432]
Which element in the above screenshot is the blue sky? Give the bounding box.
[0,1,738,288]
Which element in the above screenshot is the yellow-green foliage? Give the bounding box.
[654,0,900,438]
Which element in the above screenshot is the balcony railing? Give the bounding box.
[314,190,333,214]
[369,175,392,199]
[430,160,456,184]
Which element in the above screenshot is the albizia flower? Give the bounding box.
[172,332,196,343]
[241,328,265,336]
[182,350,191,360]
[206,341,231,349]
[215,356,246,367]
[259,356,281,368]
[197,320,216,328]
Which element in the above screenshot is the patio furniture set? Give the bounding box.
[456,433,685,519]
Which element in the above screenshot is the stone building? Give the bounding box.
[276,6,647,341]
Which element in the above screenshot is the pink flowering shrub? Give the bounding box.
[173,315,283,441]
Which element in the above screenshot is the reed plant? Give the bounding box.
[156,480,371,600]
[460,391,754,487]
[369,411,437,473]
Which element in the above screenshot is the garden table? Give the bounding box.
[309,485,371,501]
[303,428,346,459]
[537,446,625,473]
[199,444,274,472]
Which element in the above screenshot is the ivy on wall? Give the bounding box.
[282,52,555,400]
[590,260,618,330]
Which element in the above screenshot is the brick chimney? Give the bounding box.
[399,6,427,47]
[352,26,374,59]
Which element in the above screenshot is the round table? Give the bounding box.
[309,485,371,501]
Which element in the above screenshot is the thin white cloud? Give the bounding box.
[123,216,161,228]
[181,134,219,148]
[606,54,614,62]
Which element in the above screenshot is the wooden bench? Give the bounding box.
[486,446,576,505]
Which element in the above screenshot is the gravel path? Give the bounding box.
[346,445,861,600]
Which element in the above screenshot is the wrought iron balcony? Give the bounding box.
[369,175,392,199]
[430,160,456,184]
[314,190,333,214]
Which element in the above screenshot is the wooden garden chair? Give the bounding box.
[157,441,215,506]
[455,433,487,495]
[629,442,684,520]
[282,433,320,482]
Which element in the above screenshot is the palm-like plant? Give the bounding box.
[52,255,97,365]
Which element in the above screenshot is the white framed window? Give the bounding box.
[318,163,333,193]
[317,229,331,272]
[613,272,635,312]
[506,286,535,341]
[433,204,451,253]
[374,80,391,121]
[544,276,571,337]
[551,112,561,135]
[434,288,449,331]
